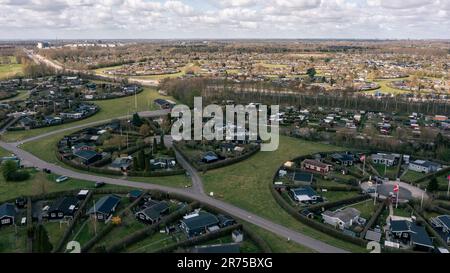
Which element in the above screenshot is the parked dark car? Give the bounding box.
[95,182,106,188]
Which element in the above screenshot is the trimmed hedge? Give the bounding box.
[307,194,370,213]
[360,199,387,239]
[153,224,241,253]
[173,143,260,172]
[81,191,148,253]
[104,202,198,253]
[412,167,450,184]
[269,183,367,247]
[242,225,272,253]
[53,191,94,253]
[408,204,449,250]
[26,197,33,253]
[56,149,183,177]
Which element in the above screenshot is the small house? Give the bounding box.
[371,153,400,166]
[431,215,450,244]
[109,157,133,172]
[86,195,121,222]
[331,153,354,166]
[290,186,322,204]
[73,150,102,165]
[180,211,220,237]
[0,203,17,227]
[322,207,361,230]
[408,160,441,174]
[301,159,331,173]
[135,200,169,224]
[47,196,79,220]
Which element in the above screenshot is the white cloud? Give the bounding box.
[0,0,448,39]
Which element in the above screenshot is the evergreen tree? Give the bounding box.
[136,150,145,170]
[427,177,439,192]
[132,113,143,127]
[33,224,53,253]
[2,160,18,181]
[160,133,165,149]
[153,137,158,153]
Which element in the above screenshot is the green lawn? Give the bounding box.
[44,221,68,250]
[93,212,146,250]
[401,170,427,183]
[201,136,365,252]
[1,87,175,142]
[246,223,315,253]
[393,206,413,218]
[94,63,196,81]
[321,191,360,203]
[0,168,127,203]
[345,200,377,219]
[436,174,450,189]
[373,164,398,179]
[125,231,187,253]
[0,56,23,80]
[0,225,27,253]
[363,78,410,95]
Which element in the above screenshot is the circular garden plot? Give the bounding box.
[56,116,184,177]
[272,151,450,253]
[0,75,143,132]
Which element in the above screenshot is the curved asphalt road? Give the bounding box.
[0,139,346,253]
[2,52,349,253]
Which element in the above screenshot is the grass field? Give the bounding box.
[321,191,360,203]
[363,77,411,95]
[1,87,174,142]
[0,168,126,203]
[0,56,23,80]
[201,136,366,252]
[44,221,68,249]
[373,164,398,179]
[400,170,427,183]
[345,200,377,219]
[0,225,27,253]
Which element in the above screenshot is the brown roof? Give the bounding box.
[302,159,330,169]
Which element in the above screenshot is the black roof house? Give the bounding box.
[47,196,79,220]
[86,195,121,221]
[135,200,169,224]
[0,203,17,226]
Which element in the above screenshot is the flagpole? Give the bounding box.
[447,175,450,197]
[420,189,425,209]
[396,185,399,209]
[374,180,378,205]
[362,155,366,175]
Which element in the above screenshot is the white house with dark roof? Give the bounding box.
[408,160,441,174]
[322,207,361,230]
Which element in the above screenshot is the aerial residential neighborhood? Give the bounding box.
[0,1,449,268]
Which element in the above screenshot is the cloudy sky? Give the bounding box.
[0,0,449,39]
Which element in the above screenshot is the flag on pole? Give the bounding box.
[394,183,400,208]
[393,184,399,192]
[360,155,366,162]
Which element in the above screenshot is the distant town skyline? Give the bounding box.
[0,0,449,40]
